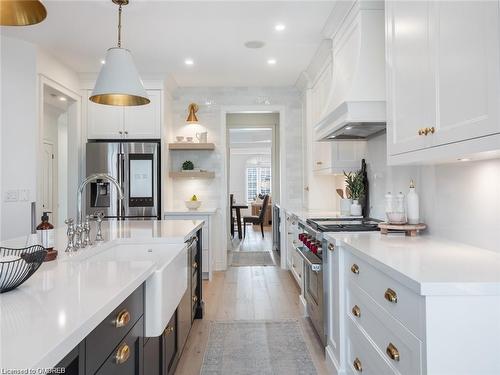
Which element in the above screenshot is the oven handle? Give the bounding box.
[297,248,322,273]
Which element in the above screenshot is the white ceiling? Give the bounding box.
[0,1,334,87]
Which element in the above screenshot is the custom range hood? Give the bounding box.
[314,2,386,141]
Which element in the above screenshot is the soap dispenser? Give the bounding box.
[36,211,55,252]
[407,180,420,225]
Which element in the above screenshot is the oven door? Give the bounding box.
[299,249,325,346]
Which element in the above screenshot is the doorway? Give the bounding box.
[39,79,80,226]
[226,113,280,265]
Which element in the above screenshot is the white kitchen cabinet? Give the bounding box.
[432,1,500,147]
[124,90,162,139]
[387,0,500,164]
[386,0,436,156]
[313,141,367,174]
[326,239,500,375]
[325,240,345,375]
[164,212,213,281]
[87,98,124,139]
[87,89,162,140]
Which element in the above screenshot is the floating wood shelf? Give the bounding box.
[169,171,215,178]
[168,143,215,150]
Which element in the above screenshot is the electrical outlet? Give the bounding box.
[19,189,30,201]
[4,190,19,202]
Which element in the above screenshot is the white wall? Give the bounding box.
[166,87,303,270]
[366,132,500,252]
[0,36,38,240]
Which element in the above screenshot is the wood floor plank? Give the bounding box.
[174,225,328,375]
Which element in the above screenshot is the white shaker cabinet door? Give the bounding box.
[123,90,161,139]
[386,0,436,156]
[87,91,124,139]
[432,1,500,147]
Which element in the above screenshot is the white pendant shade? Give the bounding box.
[90,47,149,106]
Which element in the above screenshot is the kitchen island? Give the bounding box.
[0,219,204,373]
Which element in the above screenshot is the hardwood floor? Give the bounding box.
[231,224,273,252]
[174,266,329,375]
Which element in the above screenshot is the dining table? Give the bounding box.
[232,203,249,239]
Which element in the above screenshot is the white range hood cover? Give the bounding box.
[314,2,386,141]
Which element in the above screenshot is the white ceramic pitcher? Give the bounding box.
[196,131,208,143]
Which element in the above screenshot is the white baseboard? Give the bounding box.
[299,294,307,316]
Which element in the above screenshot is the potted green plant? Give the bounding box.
[344,170,365,216]
[182,160,194,171]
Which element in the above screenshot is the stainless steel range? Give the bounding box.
[297,217,381,347]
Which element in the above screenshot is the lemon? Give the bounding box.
[191,195,198,201]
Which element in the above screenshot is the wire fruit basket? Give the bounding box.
[0,245,47,293]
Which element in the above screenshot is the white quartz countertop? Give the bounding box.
[324,232,500,296]
[283,208,359,221]
[164,207,218,215]
[0,219,204,370]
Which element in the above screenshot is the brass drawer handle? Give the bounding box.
[114,343,130,365]
[192,295,198,303]
[164,325,174,335]
[352,305,361,318]
[192,261,198,269]
[384,288,398,303]
[386,342,400,361]
[418,127,436,136]
[114,309,131,328]
[328,243,334,252]
[351,264,359,275]
[353,357,363,372]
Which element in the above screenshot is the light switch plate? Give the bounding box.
[19,189,30,201]
[4,190,19,202]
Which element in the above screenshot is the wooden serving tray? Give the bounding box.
[378,223,427,237]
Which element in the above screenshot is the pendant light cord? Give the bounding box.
[117,4,122,48]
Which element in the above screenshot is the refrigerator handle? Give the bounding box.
[118,153,125,219]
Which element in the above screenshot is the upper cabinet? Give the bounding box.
[387,0,500,164]
[86,89,162,140]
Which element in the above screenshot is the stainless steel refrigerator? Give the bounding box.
[86,141,160,220]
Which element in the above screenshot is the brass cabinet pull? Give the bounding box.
[386,342,400,361]
[164,325,174,335]
[114,309,131,328]
[352,305,361,318]
[418,127,436,136]
[114,343,130,365]
[384,288,398,303]
[351,264,359,275]
[353,357,363,372]
[192,261,198,269]
[192,295,198,303]
[328,243,335,252]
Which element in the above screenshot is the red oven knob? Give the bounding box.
[311,243,317,253]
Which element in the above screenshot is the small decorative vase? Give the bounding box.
[350,199,362,216]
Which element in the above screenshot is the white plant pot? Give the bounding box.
[350,199,362,216]
[340,199,352,216]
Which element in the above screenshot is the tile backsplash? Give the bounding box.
[366,133,500,252]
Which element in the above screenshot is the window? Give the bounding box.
[246,167,271,202]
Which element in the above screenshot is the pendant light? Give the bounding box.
[186,103,199,124]
[0,0,47,26]
[90,0,149,106]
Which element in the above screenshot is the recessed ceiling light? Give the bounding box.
[275,23,286,31]
[244,40,265,49]
[329,135,336,139]
[185,58,194,66]
[458,158,471,162]
[59,96,67,102]
[345,126,353,130]
[100,59,106,65]
[267,59,277,65]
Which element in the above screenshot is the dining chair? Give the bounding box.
[243,194,270,238]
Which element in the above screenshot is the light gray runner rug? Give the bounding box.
[200,320,317,375]
[231,251,275,267]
